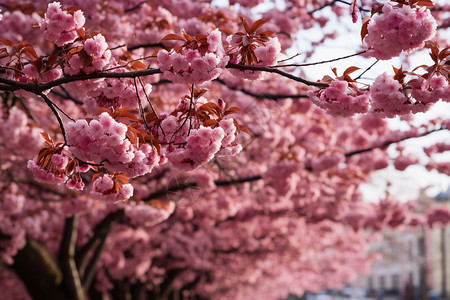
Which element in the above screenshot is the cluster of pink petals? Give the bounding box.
[307,80,370,117]
[393,154,419,171]
[311,151,345,172]
[228,37,281,80]
[410,76,450,104]
[264,162,300,197]
[424,142,450,156]
[27,146,86,190]
[100,225,152,281]
[0,184,25,216]
[22,64,62,84]
[349,199,411,231]
[27,154,68,185]
[426,161,450,176]
[66,112,160,178]
[90,174,133,202]
[157,29,229,84]
[84,75,152,115]
[125,201,176,227]
[40,2,86,47]
[369,73,415,118]
[427,208,450,227]
[167,126,225,171]
[364,4,437,60]
[216,119,243,157]
[0,107,42,156]
[65,34,111,75]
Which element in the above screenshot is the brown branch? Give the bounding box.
[144,175,263,201]
[275,50,367,68]
[0,68,162,93]
[345,127,447,157]
[59,215,85,300]
[50,87,84,105]
[81,229,109,292]
[76,210,125,279]
[226,63,328,87]
[39,92,70,143]
[128,43,165,51]
[215,78,309,100]
[0,62,326,96]
[12,237,69,300]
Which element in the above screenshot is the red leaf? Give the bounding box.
[343,66,360,76]
[240,16,251,33]
[361,18,370,41]
[160,34,186,41]
[0,38,14,47]
[249,19,268,34]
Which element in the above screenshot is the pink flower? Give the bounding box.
[307,80,370,117]
[40,2,85,46]
[363,4,436,60]
[167,126,225,170]
[90,174,134,202]
[369,73,412,118]
[157,29,229,84]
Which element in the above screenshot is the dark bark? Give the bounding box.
[59,215,85,300]
[12,238,69,300]
[76,210,125,278]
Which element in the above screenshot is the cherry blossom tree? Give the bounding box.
[0,0,449,299]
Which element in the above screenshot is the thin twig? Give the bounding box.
[39,93,69,143]
[128,43,165,51]
[275,50,367,68]
[134,77,150,131]
[226,63,328,87]
[345,127,447,157]
[215,78,309,101]
[354,59,379,81]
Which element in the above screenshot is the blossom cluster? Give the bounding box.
[90,173,134,202]
[363,3,437,60]
[166,126,226,171]
[84,74,152,115]
[307,80,370,117]
[66,112,161,178]
[157,29,229,84]
[64,34,111,75]
[228,36,281,80]
[369,72,412,117]
[410,76,450,104]
[22,64,62,84]
[158,97,243,170]
[40,2,86,47]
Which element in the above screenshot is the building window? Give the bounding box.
[379,276,385,290]
[418,237,425,256]
[392,274,400,293]
[368,276,373,291]
[408,240,414,259]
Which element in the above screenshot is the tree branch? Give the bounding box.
[59,215,85,300]
[76,210,125,280]
[0,62,327,96]
[0,68,163,93]
[345,127,448,157]
[215,78,309,100]
[226,63,328,87]
[273,50,367,68]
[12,237,68,300]
[144,175,263,201]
